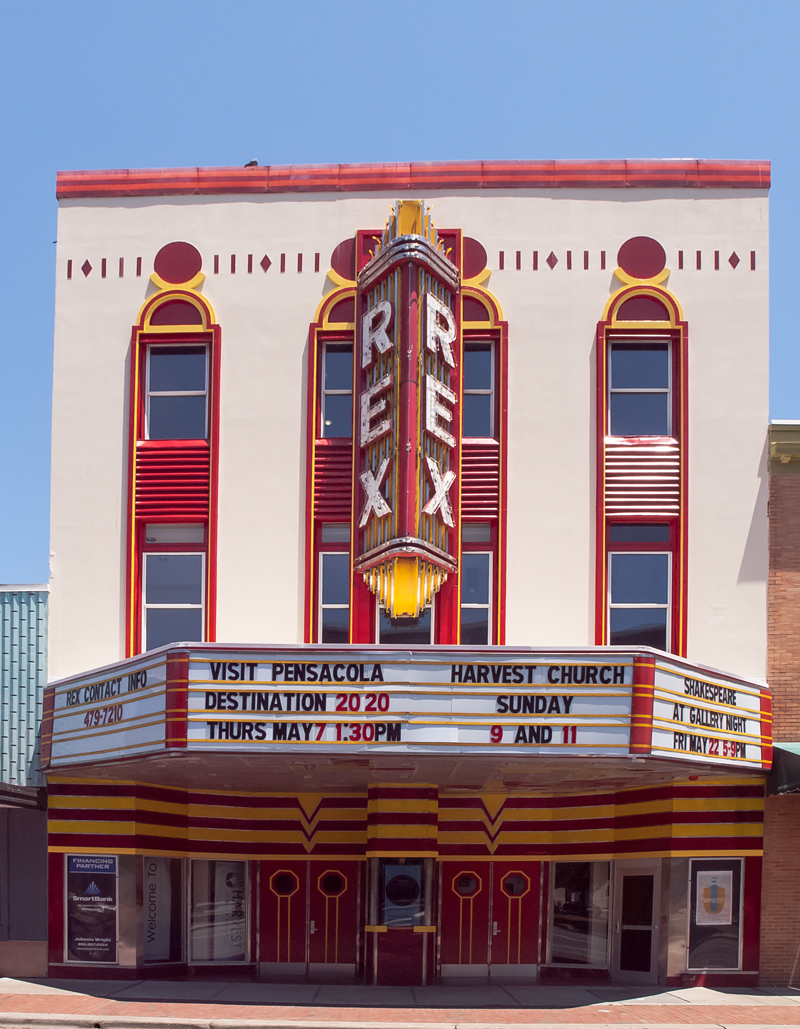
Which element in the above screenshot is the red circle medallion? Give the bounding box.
[617,236,666,280]
[330,238,356,281]
[153,242,203,284]
[462,237,488,279]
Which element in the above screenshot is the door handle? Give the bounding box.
[616,921,620,935]
[492,921,499,936]
[310,920,316,935]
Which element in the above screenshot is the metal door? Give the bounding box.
[258,860,308,974]
[308,862,359,976]
[440,866,491,976]
[490,863,541,976]
[611,861,660,983]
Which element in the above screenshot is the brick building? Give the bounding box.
[761,422,800,985]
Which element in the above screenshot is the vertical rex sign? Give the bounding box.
[354,201,461,622]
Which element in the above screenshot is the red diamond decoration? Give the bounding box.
[81,260,92,277]
[260,254,272,273]
[729,251,740,269]
[546,251,558,269]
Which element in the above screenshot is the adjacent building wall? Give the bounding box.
[0,587,48,975]
[0,588,47,786]
[761,423,800,985]
[767,423,800,740]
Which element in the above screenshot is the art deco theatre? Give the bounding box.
[45,160,771,987]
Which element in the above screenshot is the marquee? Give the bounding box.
[42,645,771,772]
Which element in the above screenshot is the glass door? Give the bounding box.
[611,860,660,983]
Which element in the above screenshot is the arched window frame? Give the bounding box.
[126,290,221,655]
[304,288,356,644]
[595,285,688,656]
[459,286,509,646]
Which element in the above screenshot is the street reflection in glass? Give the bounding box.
[550,861,610,965]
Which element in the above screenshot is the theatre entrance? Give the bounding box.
[439,862,542,978]
[365,858,435,985]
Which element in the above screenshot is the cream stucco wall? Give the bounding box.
[49,188,768,681]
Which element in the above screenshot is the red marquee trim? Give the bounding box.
[56,160,770,199]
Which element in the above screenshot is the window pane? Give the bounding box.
[610,344,669,389]
[463,394,492,437]
[551,862,610,966]
[321,607,349,643]
[610,393,668,436]
[463,345,492,391]
[379,607,432,644]
[609,608,668,649]
[149,395,207,440]
[460,606,489,645]
[322,394,352,438]
[380,859,424,927]
[608,524,670,543]
[320,523,350,543]
[190,861,247,962]
[461,553,490,605]
[149,347,207,392]
[324,346,353,391]
[462,523,492,543]
[145,607,204,650]
[143,856,183,963]
[145,554,204,605]
[321,552,350,605]
[610,553,669,604]
[145,523,205,544]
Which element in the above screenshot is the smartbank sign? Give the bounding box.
[42,645,772,770]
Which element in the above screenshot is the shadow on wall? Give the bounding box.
[738,434,768,583]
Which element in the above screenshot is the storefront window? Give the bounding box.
[190,860,248,962]
[688,858,742,970]
[143,857,183,963]
[550,861,610,965]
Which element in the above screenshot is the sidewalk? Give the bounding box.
[1,977,800,1029]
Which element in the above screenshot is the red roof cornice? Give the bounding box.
[56,160,770,199]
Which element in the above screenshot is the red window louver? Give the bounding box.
[135,440,210,519]
[313,441,353,521]
[461,441,500,519]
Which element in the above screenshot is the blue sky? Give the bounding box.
[1,0,797,583]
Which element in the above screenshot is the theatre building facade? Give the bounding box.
[44,160,771,986]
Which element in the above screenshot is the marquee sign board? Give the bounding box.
[46,654,167,766]
[42,646,772,771]
[650,658,767,766]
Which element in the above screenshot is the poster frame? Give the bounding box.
[685,856,744,972]
[63,852,119,965]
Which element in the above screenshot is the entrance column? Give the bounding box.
[364,784,438,986]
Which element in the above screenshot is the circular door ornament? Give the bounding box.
[318,870,347,898]
[502,871,530,898]
[270,870,300,897]
[453,872,481,897]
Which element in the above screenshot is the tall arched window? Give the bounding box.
[127,289,221,655]
[595,284,688,655]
